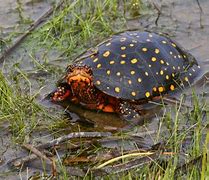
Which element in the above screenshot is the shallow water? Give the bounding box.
[0,0,209,178]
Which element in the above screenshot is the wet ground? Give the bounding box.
[0,0,209,179]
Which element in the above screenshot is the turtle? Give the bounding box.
[50,31,201,120]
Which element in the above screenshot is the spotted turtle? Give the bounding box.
[50,31,201,120]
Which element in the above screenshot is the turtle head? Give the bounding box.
[66,65,93,90]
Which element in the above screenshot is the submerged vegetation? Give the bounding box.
[0,0,209,179]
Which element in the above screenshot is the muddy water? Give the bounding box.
[1,0,209,178]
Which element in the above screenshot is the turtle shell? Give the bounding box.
[75,31,201,100]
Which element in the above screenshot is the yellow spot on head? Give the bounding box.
[120,60,126,64]
[96,80,101,85]
[155,49,160,54]
[184,77,189,82]
[103,51,110,57]
[145,92,150,98]
[142,48,148,52]
[138,78,142,83]
[121,54,126,58]
[151,57,157,62]
[107,70,111,75]
[131,91,136,96]
[172,73,175,77]
[160,70,164,75]
[97,64,102,68]
[130,43,134,47]
[131,58,138,64]
[109,60,115,64]
[130,70,135,75]
[93,58,98,62]
[158,86,164,93]
[115,87,120,93]
[170,84,175,91]
[121,46,126,50]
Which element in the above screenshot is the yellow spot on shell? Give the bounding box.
[166,75,169,80]
[153,87,157,92]
[148,33,153,37]
[131,58,138,64]
[145,92,150,98]
[130,71,135,75]
[121,54,126,58]
[93,58,98,62]
[184,77,189,82]
[121,46,126,50]
[151,57,157,62]
[131,91,136,96]
[97,64,102,68]
[109,60,115,64]
[96,80,101,85]
[107,70,111,75]
[120,60,126,64]
[142,48,148,52]
[115,87,120,93]
[158,86,164,93]
[103,51,110,57]
[106,42,111,46]
[120,37,126,42]
[155,49,160,54]
[170,84,175,91]
[116,72,121,76]
[160,60,165,64]
[138,78,142,83]
[171,43,176,47]
[145,72,149,76]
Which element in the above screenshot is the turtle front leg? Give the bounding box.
[117,101,144,121]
